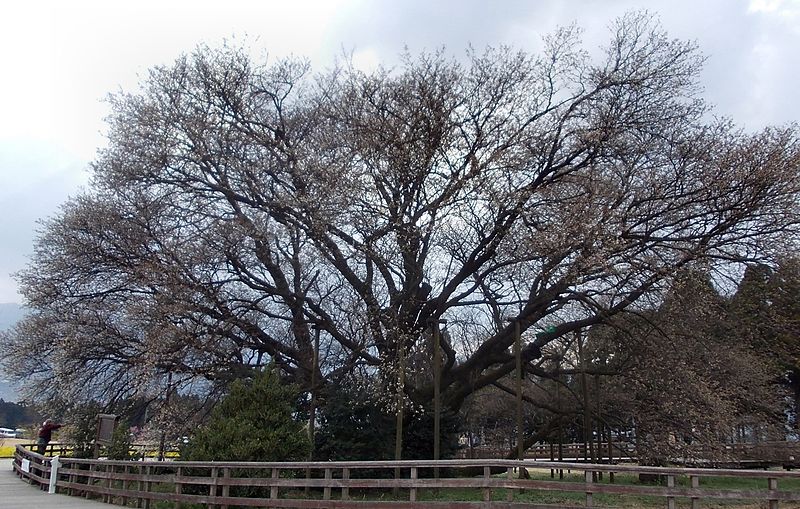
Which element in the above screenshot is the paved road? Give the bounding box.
[0,459,110,508]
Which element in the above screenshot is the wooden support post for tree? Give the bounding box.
[306,326,320,496]
[608,429,614,483]
[309,326,320,452]
[578,329,594,473]
[430,318,446,480]
[514,319,523,464]
[557,365,564,479]
[595,374,602,480]
[394,338,405,496]
[158,371,173,462]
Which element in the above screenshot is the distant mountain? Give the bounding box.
[0,303,26,402]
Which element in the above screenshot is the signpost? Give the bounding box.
[94,414,118,458]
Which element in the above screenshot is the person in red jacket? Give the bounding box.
[37,419,62,455]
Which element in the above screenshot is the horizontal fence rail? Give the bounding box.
[13,444,800,508]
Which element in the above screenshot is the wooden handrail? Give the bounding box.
[12,443,800,508]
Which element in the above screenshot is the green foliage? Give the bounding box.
[63,402,104,459]
[316,381,460,463]
[107,419,132,460]
[316,381,394,461]
[182,368,309,462]
[403,408,461,461]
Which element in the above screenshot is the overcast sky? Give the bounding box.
[0,0,798,304]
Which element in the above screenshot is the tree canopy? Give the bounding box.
[2,13,799,447]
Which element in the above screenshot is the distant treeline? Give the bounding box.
[0,399,39,428]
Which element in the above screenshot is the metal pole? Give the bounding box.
[158,371,173,462]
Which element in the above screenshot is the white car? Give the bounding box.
[0,427,23,438]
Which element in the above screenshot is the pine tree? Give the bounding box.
[182,368,310,461]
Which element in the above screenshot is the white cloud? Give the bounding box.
[351,48,381,72]
[748,0,800,29]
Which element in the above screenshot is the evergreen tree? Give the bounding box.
[766,257,800,435]
[316,380,461,462]
[182,368,309,462]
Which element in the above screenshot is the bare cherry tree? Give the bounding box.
[3,13,799,448]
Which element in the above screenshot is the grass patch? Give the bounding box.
[268,467,800,509]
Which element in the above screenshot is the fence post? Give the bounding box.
[507,466,514,502]
[409,467,416,502]
[209,466,217,509]
[85,463,94,499]
[585,469,593,507]
[768,477,778,509]
[68,459,77,497]
[690,475,700,509]
[342,468,350,501]
[104,464,112,503]
[221,467,230,509]
[121,465,130,507]
[174,466,182,509]
[48,455,60,494]
[271,467,279,500]
[143,464,151,509]
[667,474,676,509]
[324,468,332,500]
[136,464,143,509]
[483,466,491,503]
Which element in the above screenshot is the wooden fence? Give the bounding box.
[13,443,800,508]
[456,442,636,461]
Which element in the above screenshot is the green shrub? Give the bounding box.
[316,380,460,464]
[182,367,310,462]
[107,419,132,460]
